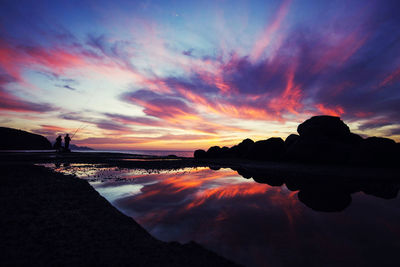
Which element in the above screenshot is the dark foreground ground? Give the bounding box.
[0,163,238,266]
[0,151,399,266]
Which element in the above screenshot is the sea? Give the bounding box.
[73,149,193,157]
[1,149,194,158]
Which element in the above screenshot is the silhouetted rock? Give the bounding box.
[246,137,285,161]
[351,137,398,165]
[221,146,230,154]
[284,134,299,147]
[285,116,363,163]
[232,138,254,157]
[0,127,52,150]
[195,115,398,166]
[207,146,222,158]
[194,149,207,159]
[297,115,350,139]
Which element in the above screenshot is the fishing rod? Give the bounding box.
[71,124,88,139]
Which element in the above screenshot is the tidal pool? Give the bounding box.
[44,163,400,267]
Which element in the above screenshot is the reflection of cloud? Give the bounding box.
[65,165,400,266]
[108,168,303,266]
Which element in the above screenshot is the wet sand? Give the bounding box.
[0,162,238,266]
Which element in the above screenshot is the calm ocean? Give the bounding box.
[73,149,193,157]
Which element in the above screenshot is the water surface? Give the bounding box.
[46,163,400,267]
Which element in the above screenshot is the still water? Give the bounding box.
[46,164,400,267]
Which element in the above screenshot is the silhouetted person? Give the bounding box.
[54,135,62,151]
[64,134,71,150]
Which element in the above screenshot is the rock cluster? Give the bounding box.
[194,115,399,166]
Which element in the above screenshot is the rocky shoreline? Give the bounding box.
[0,163,238,266]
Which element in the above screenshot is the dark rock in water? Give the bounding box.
[221,146,230,154]
[350,137,398,165]
[0,127,52,150]
[228,138,254,158]
[284,135,357,163]
[364,136,396,147]
[348,133,364,145]
[285,116,363,163]
[237,138,254,156]
[297,115,350,139]
[207,146,222,158]
[246,137,285,161]
[194,149,207,159]
[195,115,397,166]
[284,134,299,148]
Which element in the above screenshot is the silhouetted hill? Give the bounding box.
[0,127,52,150]
[194,115,400,166]
[69,144,93,151]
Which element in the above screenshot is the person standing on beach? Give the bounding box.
[64,134,71,150]
[54,135,62,151]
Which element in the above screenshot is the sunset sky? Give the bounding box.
[1,0,399,150]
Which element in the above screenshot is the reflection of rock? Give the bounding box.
[362,183,400,199]
[252,175,284,186]
[297,188,352,212]
[235,168,252,179]
[232,167,400,212]
[209,166,221,171]
[246,137,285,161]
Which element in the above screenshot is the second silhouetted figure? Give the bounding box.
[64,134,71,150]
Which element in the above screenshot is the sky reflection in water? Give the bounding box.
[50,164,400,267]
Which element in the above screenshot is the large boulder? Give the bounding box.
[0,127,52,150]
[350,137,398,166]
[193,149,207,159]
[206,146,222,158]
[228,138,254,157]
[284,134,299,148]
[297,115,350,140]
[285,116,363,163]
[245,137,285,161]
